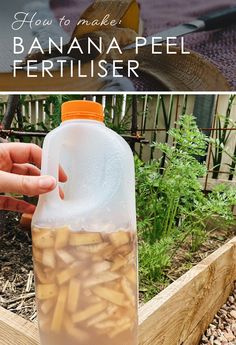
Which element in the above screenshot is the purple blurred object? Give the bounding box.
[50,0,236,90]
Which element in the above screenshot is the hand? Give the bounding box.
[0,143,67,214]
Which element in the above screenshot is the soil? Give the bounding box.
[0,210,236,326]
[0,211,37,323]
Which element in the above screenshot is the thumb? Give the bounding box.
[0,171,57,196]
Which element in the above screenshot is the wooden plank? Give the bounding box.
[0,307,39,345]
[184,239,236,345]
[138,239,236,345]
[1,238,236,345]
[184,281,234,345]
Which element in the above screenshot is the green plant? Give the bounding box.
[138,236,174,301]
[139,237,173,281]
[136,115,236,250]
[136,115,206,242]
[136,114,236,300]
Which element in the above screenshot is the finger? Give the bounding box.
[0,196,36,213]
[58,167,67,183]
[11,163,41,176]
[0,171,57,197]
[7,143,42,168]
[6,143,67,182]
[59,186,64,199]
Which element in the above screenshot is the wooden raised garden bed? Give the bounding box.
[1,237,236,345]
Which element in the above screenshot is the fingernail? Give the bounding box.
[39,176,56,190]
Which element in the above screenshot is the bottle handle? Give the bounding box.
[39,131,63,205]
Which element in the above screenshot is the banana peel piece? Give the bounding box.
[125,266,136,285]
[42,249,56,269]
[87,305,118,326]
[84,271,120,288]
[72,0,141,38]
[92,286,126,306]
[54,226,70,249]
[51,285,68,333]
[67,278,81,313]
[92,261,111,274]
[116,244,132,255]
[32,228,54,249]
[57,249,75,265]
[56,262,81,285]
[121,277,135,306]
[34,264,55,284]
[109,231,130,247]
[79,242,108,254]
[69,232,102,246]
[18,0,141,67]
[110,254,127,271]
[72,302,107,323]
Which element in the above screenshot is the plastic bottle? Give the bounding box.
[31,100,138,345]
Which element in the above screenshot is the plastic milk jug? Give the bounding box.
[31,100,138,345]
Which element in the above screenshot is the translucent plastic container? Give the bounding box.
[31,100,138,345]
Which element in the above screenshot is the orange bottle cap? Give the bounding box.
[61,100,104,122]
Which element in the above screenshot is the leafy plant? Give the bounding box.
[137,114,236,300]
[139,237,173,281]
[136,115,236,249]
